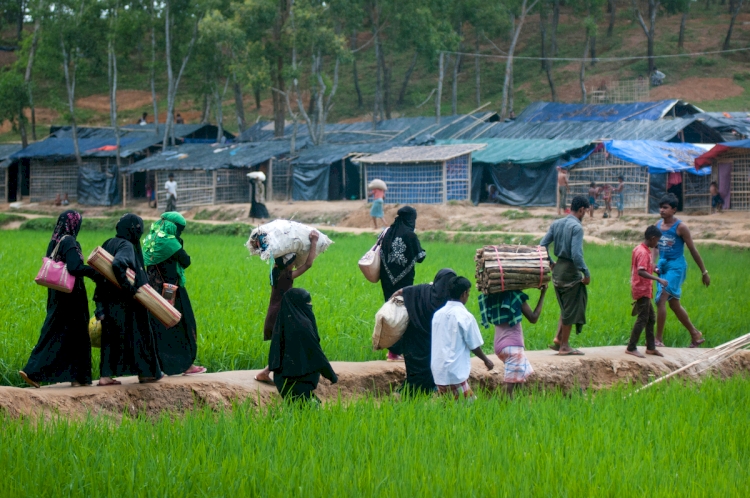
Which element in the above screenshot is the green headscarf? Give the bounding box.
[161,211,187,231]
[143,218,186,286]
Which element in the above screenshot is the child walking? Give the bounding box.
[431,276,494,400]
[627,226,668,358]
[479,286,546,396]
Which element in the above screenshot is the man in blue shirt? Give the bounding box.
[540,195,590,355]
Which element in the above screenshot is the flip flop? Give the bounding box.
[548,343,561,351]
[254,375,275,385]
[557,349,585,356]
[690,337,706,348]
[138,377,160,384]
[18,371,40,389]
[183,366,207,376]
[97,380,121,386]
[654,340,665,347]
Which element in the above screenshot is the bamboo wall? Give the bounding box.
[683,173,711,212]
[711,150,750,211]
[149,168,252,211]
[29,161,80,203]
[567,151,650,211]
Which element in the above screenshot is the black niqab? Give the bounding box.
[116,214,144,253]
[380,206,425,286]
[402,268,456,334]
[268,288,334,379]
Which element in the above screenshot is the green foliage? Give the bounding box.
[1,230,748,387]
[0,213,25,227]
[1,378,749,496]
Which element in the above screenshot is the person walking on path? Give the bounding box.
[626,226,667,358]
[370,183,387,229]
[557,167,570,215]
[19,211,99,388]
[379,206,426,362]
[392,268,456,395]
[143,212,206,376]
[479,286,547,397]
[267,288,338,402]
[654,194,709,348]
[95,214,163,386]
[165,173,177,212]
[431,276,494,401]
[540,195,591,356]
[255,231,319,384]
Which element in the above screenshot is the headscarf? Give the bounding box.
[402,268,456,334]
[161,211,186,238]
[267,288,333,378]
[116,213,145,262]
[142,218,185,286]
[48,210,83,259]
[380,206,425,285]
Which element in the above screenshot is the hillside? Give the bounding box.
[2,5,750,141]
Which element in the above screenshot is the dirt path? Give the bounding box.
[1,347,747,419]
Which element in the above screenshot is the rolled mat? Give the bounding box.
[87,247,182,328]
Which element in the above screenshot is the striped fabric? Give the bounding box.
[436,380,476,401]
[498,346,534,383]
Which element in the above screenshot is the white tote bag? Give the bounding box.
[358,228,388,283]
[372,296,409,351]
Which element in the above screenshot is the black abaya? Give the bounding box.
[249,180,269,219]
[23,235,97,385]
[147,248,197,375]
[400,268,456,394]
[95,215,162,380]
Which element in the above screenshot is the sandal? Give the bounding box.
[548,343,561,352]
[557,349,585,356]
[690,337,706,349]
[18,371,40,389]
[138,377,160,384]
[654,340,665,347]
[183,366,207,376]
[97,379,121,386]
[254,375,275,385]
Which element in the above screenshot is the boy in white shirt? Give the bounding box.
[431,276,494,400]
[165,173,178,211]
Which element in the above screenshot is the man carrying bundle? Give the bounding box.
[540,195,590,356]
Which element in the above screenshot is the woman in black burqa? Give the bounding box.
[19,211,98,388]
[95,214,162,386]
[379,206,426,361]
[268,288,338,402]
[395,268,456,395]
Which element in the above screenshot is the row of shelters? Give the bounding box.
[3,100,749,211]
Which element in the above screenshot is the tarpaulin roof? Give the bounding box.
[0,144,22,168]
[292,143,392,165]
[121,140,300,173]
[694,138,750,168]
[121,123,236,140]
[515,100,702,123]
[357,144,485,164]
[587,140,711,175]
[693,112,750,139]
[11,128,166,160]
[469,117,723,143]
[436,139,592,165]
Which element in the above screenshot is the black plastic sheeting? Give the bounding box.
[472,161,558,207]
[77,165,121,206]
[648,173,667,214]
[293,163,330,201]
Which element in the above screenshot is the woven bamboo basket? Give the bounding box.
[87,247,182,328]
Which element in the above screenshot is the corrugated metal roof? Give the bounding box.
[437,139,592,164]
[11,128,164,160]
[357,144,485,164]
[292,143,393,165]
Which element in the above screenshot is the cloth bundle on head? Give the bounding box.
[380,206,425,286]
[142,212,187,286]
[246,220,333,262]
[267,288,333,378]
[48,210,83,258]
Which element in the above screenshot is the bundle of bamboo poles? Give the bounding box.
[475,245,551,293]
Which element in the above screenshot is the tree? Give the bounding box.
[0,69,31,147]
[663,0,690,49]
[501,0,538,119]
[723,0,744,50]
[631,0,661,73]
[607,0,617,37]
[539,0,557,101]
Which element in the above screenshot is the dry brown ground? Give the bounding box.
[1,346,747,419]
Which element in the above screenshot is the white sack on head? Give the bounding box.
[245,219,333,262]
[368,179,387,191]
[247,171,266,182]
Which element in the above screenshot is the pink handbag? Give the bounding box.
[34,236,76,293]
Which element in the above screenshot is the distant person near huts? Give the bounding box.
[165,173,177,212]
[540,195,591,356]
[254,231,320,385]
[94,214,162,386]
[143,212,206,376]
[268,288,338,402]
[557,167,570,215]
[138,112,148,125]
[19,211,99,388]
[369,179,387,229]
[248,172,269,220]
[379,206,426,362]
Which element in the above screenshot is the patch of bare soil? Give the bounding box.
[1,347,747,419]
[77,90,155,112]
[650,77,745,103]
[0,107,60,133]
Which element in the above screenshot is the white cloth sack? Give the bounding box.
[368,179,387,191]
[372,296,409,351]
[246,220,333,262]
[247,171,266,182]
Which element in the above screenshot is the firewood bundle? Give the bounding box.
[475,245,551,294]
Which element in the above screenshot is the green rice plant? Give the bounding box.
[0,377,748,497]
[0,213,25,227]
[1,230,748,386]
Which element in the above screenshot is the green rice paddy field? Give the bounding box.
[1,229,748,386]
[1,228,749,496]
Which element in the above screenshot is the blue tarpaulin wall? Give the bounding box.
[77,165,121,206]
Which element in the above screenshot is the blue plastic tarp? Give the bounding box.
[515,100,696,123]
[600,140,711,175]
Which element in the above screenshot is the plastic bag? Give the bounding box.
[246,220,333,262]
[372,296,409,351]
[89,316,102,348]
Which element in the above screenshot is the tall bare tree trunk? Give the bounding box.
[397,50,418,107]
[350,30,363,108]
[233,73,245,133]
[540,7,557,101]
[150,1,159,133]
[590,33,597,66]
[451,52,461,115]
[372,11,383,127]
[474,33,481,107]
[23,15,41,145]
[215,77,230,142]
[200,93,211,123]
[632,0,659,73]
[678,11,687,49]
[380,47,391,119]
[551,0,560,55]
[580,33,590,104]
[254,85,262,109]
[723,0,743,50]
[501,0,537,119]
[436,51,444,123]
[108,41,122,171]
[607,0,617,37]
[271,0,289,137]
[61,38,82,165]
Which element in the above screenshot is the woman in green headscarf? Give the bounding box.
[143,212,205,375]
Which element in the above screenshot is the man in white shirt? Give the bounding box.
[165,173,177,211]
[431,276,494,400]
